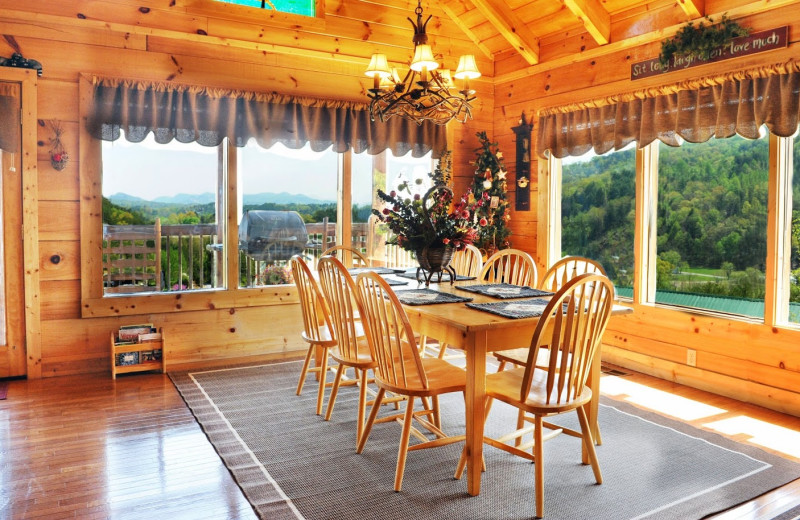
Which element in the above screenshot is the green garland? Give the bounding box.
[471,131,511,253]
[659,15,749,68]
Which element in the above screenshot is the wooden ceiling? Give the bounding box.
[436,0,791,69]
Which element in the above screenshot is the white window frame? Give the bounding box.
[549,135,799,329]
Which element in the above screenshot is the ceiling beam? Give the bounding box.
[439,2,494,60]
[677,0,705,19]
[563,0,611,45]
[469,0,540,65]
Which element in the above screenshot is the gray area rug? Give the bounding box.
[170,361,800,520]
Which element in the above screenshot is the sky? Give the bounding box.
[102,136,433,205]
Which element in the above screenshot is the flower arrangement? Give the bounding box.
[262,264,293,285]
[48,120,69,171]
[471,131,512,253]
[372,151,487,253]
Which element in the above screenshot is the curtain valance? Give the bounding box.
[0,82,20,154]
[86,77,446,158]
[537,61,800,159]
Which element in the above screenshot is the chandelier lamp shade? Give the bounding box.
[364,1,481,126]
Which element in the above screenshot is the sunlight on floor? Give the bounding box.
[703,416,800,460]
[600,376,727,421]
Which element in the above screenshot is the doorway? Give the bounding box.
[0,77,28,377]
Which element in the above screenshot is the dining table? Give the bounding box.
[391,275,633,497]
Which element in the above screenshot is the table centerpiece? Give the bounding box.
[372,152,487,285]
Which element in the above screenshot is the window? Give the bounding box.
[354,150,434,267]
[237,142,338,287]
[102,135,226,295]
[82,74,445,316]
[552,130,798,327]
[789,135,800,323]
[561,147,636,296]
[212,0,315,16]
[656,134,769,318]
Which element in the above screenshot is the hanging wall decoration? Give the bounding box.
[511,112,532,211]
[48,120,68,171]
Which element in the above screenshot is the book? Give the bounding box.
[118,325,155,342]
[138,332,162,343]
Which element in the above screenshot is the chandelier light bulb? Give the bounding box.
[365,53,392,89]
[410,45,439,72]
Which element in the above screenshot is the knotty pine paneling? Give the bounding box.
[39,241,80,282]
[41,280,81,321]
[37,80,79,123]
[39,201,80,241]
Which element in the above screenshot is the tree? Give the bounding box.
[721,261,734,279]
[471,131,511,253]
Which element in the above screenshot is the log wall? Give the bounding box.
[0,0,492,377]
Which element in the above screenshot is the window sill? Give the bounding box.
[81,286,299,318]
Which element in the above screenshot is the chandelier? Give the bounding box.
[364,1,481,126]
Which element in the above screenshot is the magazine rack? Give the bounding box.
[110,327,165,378]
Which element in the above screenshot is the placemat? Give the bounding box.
[466,298,559,318]
[347,266,397,276]
[382,277,410,286]
[396,270,477,282]
[393,288,473,306]
[457,283,554,299]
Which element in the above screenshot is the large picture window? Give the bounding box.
[102,136,226,295]
[561,147,635,295]
[655,134,769,318]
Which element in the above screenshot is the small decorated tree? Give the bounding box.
[471,131,511,254]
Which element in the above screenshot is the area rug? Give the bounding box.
[170,361,800,520]
[0,381,8,400]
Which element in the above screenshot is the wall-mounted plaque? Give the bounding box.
[511,113,532,211]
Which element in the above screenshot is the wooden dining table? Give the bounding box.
[396,277,632,497]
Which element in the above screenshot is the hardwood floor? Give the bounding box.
[1,361,799,519]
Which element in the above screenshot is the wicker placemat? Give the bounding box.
[382,277,410,286]
[393,288,473,306]
[466,298,556,318]
[457,283,554,299]
[396,270,477,282]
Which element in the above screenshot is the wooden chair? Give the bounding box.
[480,248,537,286]
[421,243,484,359]
[289,255,337,415]
[354,271,466,491]
[539,255,607,293]
[495,256,608,372]
[317,256,377,446]
[320,245,369,269]
[103,218,162,293]
[457,273,614,518]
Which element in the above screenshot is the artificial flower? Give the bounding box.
[372,151,485,252]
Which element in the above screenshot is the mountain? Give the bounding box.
[153,193,216,204]
[108,191,334,206]
[243,192,334,205]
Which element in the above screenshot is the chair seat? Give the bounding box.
[486,367,593,415]
[494,347,563,369]
[331,338,375,369]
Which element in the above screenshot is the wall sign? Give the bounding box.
[511,113,532,212]
[631,26,788,81]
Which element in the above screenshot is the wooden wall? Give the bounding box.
[0,0,493,377]
[3,0,798,419]
[492,1,800,416]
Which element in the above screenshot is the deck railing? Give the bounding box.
[102,219,413,293]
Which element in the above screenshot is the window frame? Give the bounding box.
[187,0,326,26]
[549,133,799,330]
[79,75,356,317]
